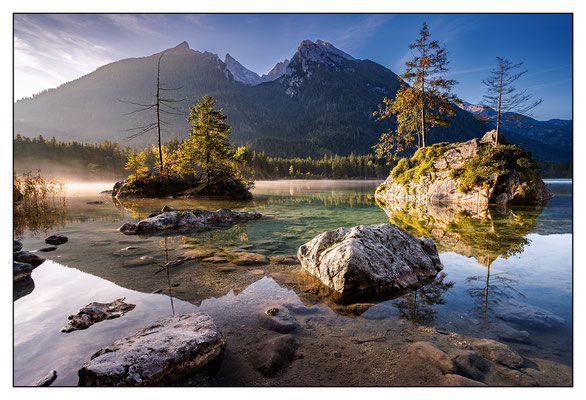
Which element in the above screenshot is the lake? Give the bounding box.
[13,179,573,386]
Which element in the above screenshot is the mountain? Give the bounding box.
[224,54,289,85]
[14,40,569,161]
[458,101,572,162]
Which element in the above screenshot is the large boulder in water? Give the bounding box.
[119,208,262,235]
[376,130,552,205]
[77,313,226,386]
[297,223,443,298]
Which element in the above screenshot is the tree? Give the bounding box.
[177,95,239,186]
[480,57,543,142]
[374,22,458,158]
[125,151,147,177]
[121,51,185,174]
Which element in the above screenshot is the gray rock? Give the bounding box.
[14,276,35,301]
[119,208,262,235]
[472,339,524,369]
[297,223,442,297]
[443,374,486,386]
[45,234,68,245]
[497,299,564,329]
[61,298,136,333]
[14,261,33,282]
[257,307,298,333]
[250,334,296,376]
[375,130,552,206]
[13,240,23,252]
[450,349,490,380]
[78,313,226,386]
[34,370,57,386]
[408,341,456,374]
[14,251,45,267]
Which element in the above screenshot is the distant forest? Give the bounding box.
[13,135,572,181]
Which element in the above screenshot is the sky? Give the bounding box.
[13,13,573,120]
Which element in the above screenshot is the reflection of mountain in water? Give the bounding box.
[378,199,543,266]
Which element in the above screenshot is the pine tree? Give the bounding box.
[177,95,238,186]
[480,57,543,143]
[374,22,458,158]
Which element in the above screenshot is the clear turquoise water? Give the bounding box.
[13,180,572,386]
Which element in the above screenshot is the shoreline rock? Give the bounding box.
[45,234,68,245]
[297,223,443,298]
[119,208,262,235]
[61,298,136,333]
[14,261,33,282]
[78,313,226,386]
[14,251,45,267]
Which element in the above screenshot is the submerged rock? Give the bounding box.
[61,298,136,333]
[375,131,552,205]
[14,261,33,282]
[297,223,442,297]
[39,246,57,252]
[257,307,298,333]
[269,255,300,265]
[14,251,45,267]
[87,200,104,204]
[250,334,296,376]
[45,234,68,245]
[408,341,456,374]
[119,208,262,235]
[229,252,268,266]
[78,313,226,386]
[14,277,35,301]
[493,321,531,344]
[34,370,57,386]
[472,339,524,369]
[497,299,564,329]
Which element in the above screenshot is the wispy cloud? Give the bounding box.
[334,14,394,52]
[447,66,493,76]
[526,79,571,91]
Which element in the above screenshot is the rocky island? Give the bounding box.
[375,131,553,206]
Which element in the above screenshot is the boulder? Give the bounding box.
[61,298,136,333]
[14,261,33,282]
[119,208,262,235]
[376,131,552,206]
[34,370,57,386]
[472,339,524,369]
[257,307,298,333]
[408,341,456,374]
[45,234,68,245]
[78,313,226,386]
[497,299,564,329]
[13,240,23,252]
[14,251,45,267]
[297,223,442,297]
[493,366,538,386]
[250,334,296,376]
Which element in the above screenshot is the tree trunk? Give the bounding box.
[495,69,504,145]
[156,54,164,176]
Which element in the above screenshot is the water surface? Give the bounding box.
[14,180,572,386]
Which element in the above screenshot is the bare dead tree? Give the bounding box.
[119,50,186,174]
[480,57,543,144]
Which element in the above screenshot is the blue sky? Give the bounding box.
[14,13,572,120]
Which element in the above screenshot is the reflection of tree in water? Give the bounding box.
[13,204,68,239]
[182,223,249,248]
[379,200,541,266]
[465,259,524,329]
[392,272,455,325]
[254,192,377,209]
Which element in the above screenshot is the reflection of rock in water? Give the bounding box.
[378,199,542,264]
[14,277,35,301]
